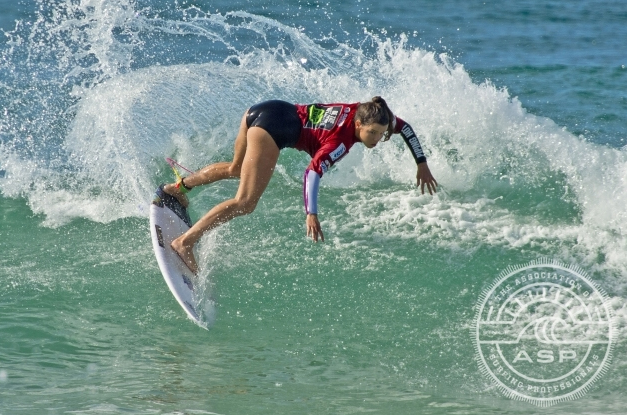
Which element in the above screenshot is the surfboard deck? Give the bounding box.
[149,184,201,323]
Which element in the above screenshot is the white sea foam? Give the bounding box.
[1,1,625,280]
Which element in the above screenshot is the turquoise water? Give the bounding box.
[1,0,626,413]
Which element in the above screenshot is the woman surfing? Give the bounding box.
[163,97,438,274]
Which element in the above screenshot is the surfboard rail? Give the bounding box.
[149,185,201,323]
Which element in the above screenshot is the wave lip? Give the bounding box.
[0,1,625,277]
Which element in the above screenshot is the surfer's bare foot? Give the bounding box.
[171,238,198,275]
[163,183,189,208]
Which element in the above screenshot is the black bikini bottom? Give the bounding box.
[246,100,302,149]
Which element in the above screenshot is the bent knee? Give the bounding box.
[228,163,241,178]
[234,197,258,215]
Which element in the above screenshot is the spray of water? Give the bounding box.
[1,0,626,280]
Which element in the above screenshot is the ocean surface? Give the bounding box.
[1,0,626,413]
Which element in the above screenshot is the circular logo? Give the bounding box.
[473,259,615,406]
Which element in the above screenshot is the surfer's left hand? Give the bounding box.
[416,162,438,195]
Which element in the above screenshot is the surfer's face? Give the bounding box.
[355,121,387,148]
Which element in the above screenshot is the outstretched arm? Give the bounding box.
[303,169,325,242]
[397,120,438,194]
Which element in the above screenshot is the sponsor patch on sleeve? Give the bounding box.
[329,143,347,161]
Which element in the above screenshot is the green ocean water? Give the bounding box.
[1,0,626,413]
[5,183,623,414]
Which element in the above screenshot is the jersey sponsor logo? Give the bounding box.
[408,137,424,158]
[329,143,346,161]
[337,107,351,127]
[401,124,414,138]
[305,105,343,130]
[401,124,425,158]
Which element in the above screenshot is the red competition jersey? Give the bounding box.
[294,102,426,215]
[294,102,409,176]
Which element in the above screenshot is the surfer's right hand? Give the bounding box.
[306,214,324,242]
[163,183,189,208]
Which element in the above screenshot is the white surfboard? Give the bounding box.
[149,185,201,323]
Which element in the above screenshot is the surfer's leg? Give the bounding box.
[184,111,249,184]
[171,126,280,273]
[163,112,249,206]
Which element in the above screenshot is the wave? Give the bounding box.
[1,0,626,280]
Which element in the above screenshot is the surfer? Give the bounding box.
[164,97,437,273]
